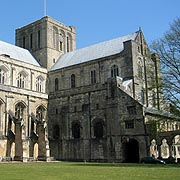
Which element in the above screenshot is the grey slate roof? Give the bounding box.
[0,40,40,67]
[51,32,138,71]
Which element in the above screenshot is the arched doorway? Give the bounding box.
[123,139,139,163]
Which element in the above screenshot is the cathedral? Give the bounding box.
[0,16,180,162]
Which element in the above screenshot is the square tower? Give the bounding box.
[16,16,76,70]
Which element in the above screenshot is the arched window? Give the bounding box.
[0,69,5,84]
[55,78,59,91]
[90,70,96,84]
[0,100,3,130]
[111,65,119,78]
[71,74,76,88]
[53,27,58,50]
[138,64,143,79]
[53,125,60,139]
[93,120,104,138]
[37,30,41,49]
[72,121,81,139]
[66,33,72,53]
[17,73,26,88]
[15,103,25,120]
[59,34,64,51]
[36,106,45,122]
[36,77,43,92]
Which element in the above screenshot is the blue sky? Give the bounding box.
[0,0,180,49]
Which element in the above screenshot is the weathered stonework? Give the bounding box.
[0,16,179,163]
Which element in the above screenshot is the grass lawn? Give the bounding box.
[0,162,179,180]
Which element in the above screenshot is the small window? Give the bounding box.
[127,106,137,115]
[59,34,64,51]
[55,78,59,91]
[37,30,41,49]
[23,36,26,48]
[125,120,134,129]
[30,33,33,49]
[55,108,58,115]
[82,104,89,112]
[71,74,76,88]
[90,70,96,84]
[53,58,56,63]
[111,65,119,78]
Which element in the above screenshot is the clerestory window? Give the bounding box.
[90,70,96,84]
[17,73,26,88]
[36,77,43,92]
[0,69,5,84]
[111,65,119,78]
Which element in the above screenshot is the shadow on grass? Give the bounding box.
[68,162,179,168]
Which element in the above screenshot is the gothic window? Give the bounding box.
[82,104,89,112]
[152,91,156,107]
[23,36,26,48]
[59,34,64,51]
[141,90,145,104]
[90,70,96,84]
[111,65,119,78]
[53,30,56,48]
[37,30,41,49]
[17,73,26,88]
[72,121,81,139]
[0,69,5,84]
[53,125,60,139]
[55,78,59,91]
[36,106,45,122]
[0,101,2,130]
[93,120,104,138]
[67,37,70,52]
[36,77,43,92]
[125,120,134,129]
[138,64,143,79]
[15,103,25,120]
[30,33,33,49]
[71,74,76,88]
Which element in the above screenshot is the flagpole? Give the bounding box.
[44,0,47,16]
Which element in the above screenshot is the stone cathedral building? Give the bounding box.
[0,16,179,162]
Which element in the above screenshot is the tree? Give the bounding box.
[151,17,180,113]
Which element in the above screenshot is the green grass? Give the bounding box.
[0,162,179,180]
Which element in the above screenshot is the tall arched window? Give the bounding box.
[90,70,96,84]
[0,69,5,84]
[72,121,81,139]
[15,103,25,120]
[36,76,43,92]
[0,100,3,130]
[53,27,58,50]
[59,34,64,51]
[17,73,26,88]
[93,120,104,138]
[55,78,59,91]
[36,106,45,122]
[111,65,119,78]
[71,74,76,88]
